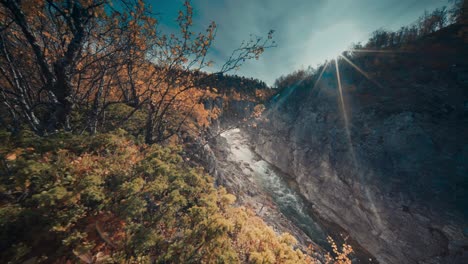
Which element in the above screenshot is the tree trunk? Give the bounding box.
[145,103,156,144]
[127,62,140,107]
[89,71,107,134]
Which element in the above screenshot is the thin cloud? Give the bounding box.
[161,0,450,85]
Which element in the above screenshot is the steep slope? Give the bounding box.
[250,24,468,263]
[0,131,316,263]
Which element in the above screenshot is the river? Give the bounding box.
[220,128,329,248]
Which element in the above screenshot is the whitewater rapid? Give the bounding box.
[220,128,328,247]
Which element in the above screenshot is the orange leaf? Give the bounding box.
[5,153,17,161]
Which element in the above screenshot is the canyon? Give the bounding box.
[206,24,468,264]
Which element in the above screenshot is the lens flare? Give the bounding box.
[334,59,351,146]
[339,54,384,89]
[351,49,411,54]
[313,60,330,90]
[334,59,384,230]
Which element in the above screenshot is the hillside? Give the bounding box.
[250,14,468,264]
[1,0,467,263]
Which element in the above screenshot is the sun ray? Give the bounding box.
[264,78,305,117]
[295,61,331,114]
[334,59,384,230]
[334,59,351,143]
[351,49,412,54]
[312,60,330,90]
[269,61,330,115]
[339,54,384,89]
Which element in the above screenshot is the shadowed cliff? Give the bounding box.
[250,22,468,264]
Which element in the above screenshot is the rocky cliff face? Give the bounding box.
[250,25,468,264]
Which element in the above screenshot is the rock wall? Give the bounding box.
[250,30,468,263]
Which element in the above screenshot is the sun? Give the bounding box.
[301,21,366,65]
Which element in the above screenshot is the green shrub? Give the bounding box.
[0,131,317,263]
[103,104,147,136]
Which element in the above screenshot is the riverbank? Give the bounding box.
[211,128,377,263]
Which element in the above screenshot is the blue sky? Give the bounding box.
[150,0,451,85]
